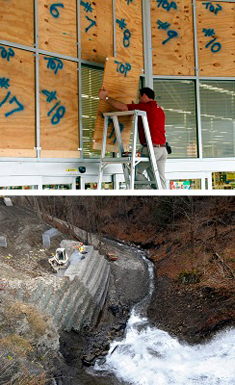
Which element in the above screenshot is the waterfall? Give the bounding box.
[90,251,235,385]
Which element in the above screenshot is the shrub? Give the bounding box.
[178,269,200,284]
[0,335,33,355]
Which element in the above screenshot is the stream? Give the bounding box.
[86,255,235,385]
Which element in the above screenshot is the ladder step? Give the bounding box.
[134,181,157,185]
[98,110,162,190]
[101,157,149,163]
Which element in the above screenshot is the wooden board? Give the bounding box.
[39,0,77,57]
[93,56,142,152]
[39,55,79,158]
[0,47,35,157]
[80,0,113,63]
[115,0,144,69]
[197,1,235,76]
[0,0,34,46]
[151,0,195,76]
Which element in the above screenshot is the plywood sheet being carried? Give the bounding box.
[80,0,113,63]
[93,56,142,152]
[0,47,35,157]
[115,0,144,69]
[151,0,195,76]
[39,55,79,158]
[0,0,34,46]
[197,0,235,77]
[39,0,77,58]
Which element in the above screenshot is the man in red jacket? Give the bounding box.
[98,87,167,189]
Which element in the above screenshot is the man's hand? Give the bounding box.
[98,87,108,100]
[98,87,128,112]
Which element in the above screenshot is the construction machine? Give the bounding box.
[48,247,69,272]
[48,242,85,272]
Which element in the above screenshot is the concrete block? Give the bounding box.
[0,236,7,247]
[44,228,59,238]
[42,228,59,248]
[3,197,13,206]
[42,234,50,248]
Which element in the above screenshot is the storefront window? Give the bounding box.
[81,65,103,158]
[0,185,38,190]
[200,81,235,158]
[85,182,114,190]
[212,172,235,189]
[170,179,201,190]
[43,184,72,190]
[153,80,197,158]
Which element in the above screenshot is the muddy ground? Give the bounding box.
[0,202,65,278]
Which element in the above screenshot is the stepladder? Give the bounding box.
[97,110,163,190]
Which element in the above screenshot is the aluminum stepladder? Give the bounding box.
[97,110,163,190]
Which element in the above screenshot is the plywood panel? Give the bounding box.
[197,1,235,76]
[39,0,77,57]
[93,56,142,152]
[0,47,35,157]
[115,0,144,68]
[0,0,34,46]
[151,0,195,75]
[39,55,79,158]
[80,0,113,63]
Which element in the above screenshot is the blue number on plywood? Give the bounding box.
[157,20,178,44]
[50,3,64,18]
[42,89,66,125]
[123,29,131,47]
[202,28,215,37]
[0,78,10,89]
[0,91,10,108]
[80,1,93,12]
[162,30,178,44]
[203,28,222,52]
[205,38,221,53]
[157,20,171,30]
[50,104,66,125]
[116,19,131,48]
[0,91,24,117]
[44,57,64,74]
[5,96,24,117]
[42,90,58,103]
[0,46,15,61]
[85,16,96,32]
[116,18,127,30]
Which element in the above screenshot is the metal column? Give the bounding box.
[142,0,153,89]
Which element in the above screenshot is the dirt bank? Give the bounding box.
[0,201,149,384]
[147,276,235,344]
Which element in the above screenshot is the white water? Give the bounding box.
[94,312,235,385]
[93,253,235,385]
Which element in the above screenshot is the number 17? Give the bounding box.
[0,92,24,117]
